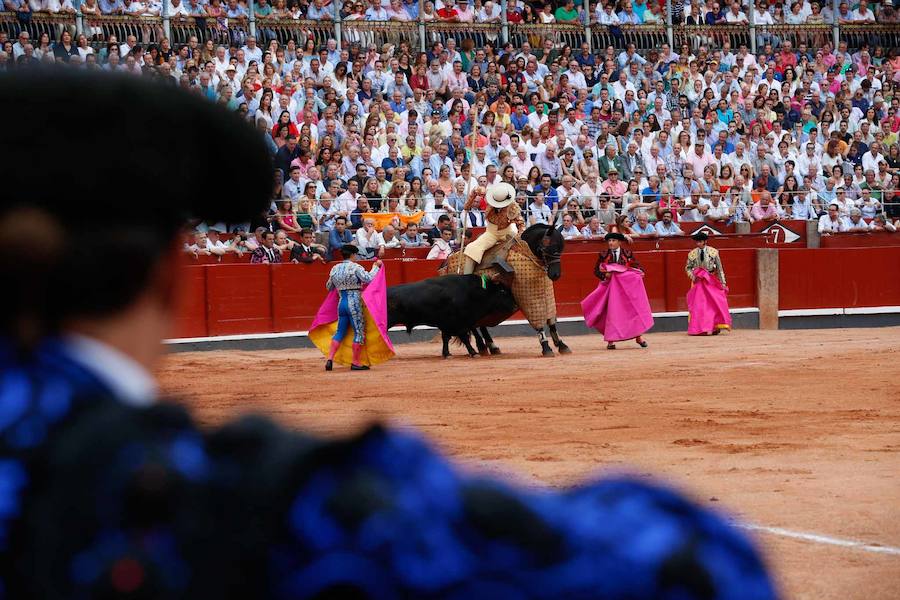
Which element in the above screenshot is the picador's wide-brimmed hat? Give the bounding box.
[485,182,516,209]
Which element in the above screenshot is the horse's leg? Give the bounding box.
[537,327,554,357]
[442,331,452,358]
[481,327,501,355]
[471,328,489,356]
[548,320,571,354]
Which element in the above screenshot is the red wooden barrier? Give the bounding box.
[173,246,896,339]
[778,247,900,310]
[381,247,432,260]
[172,266,208,338]
[678,221,736,234]
[184,252,248,265]
[205,264,274,335]
[249,258,447,333]
[565,232,794,253]
[819,232,900,249]
[750,219,808,246]
[271,262,331,332]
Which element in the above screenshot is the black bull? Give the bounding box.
[387,274,516,358]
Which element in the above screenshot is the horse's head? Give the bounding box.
[524,224,565,281]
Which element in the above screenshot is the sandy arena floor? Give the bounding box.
[158,327,900,599]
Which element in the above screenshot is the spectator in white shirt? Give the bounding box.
[511,146,533,179]
[870,214,896,232]
[725,2,747,23]
[375,225,402,251]
[168,0,188,15]
[699,194,732,222]
[335,179,362,215]
[845,208,870,232]
[565,61,587,90]
[242,36,263,64]
[861,143,886,174]
[560,107,584,143]
[355,217,381,258]
[557,214,582,239]
[580,216,608,239]
[818,203,849,234]
[612,70,636,101]
[858,189,882,219]
[528,192,552,225]
[478,0,501,23]
[850,0,876,22]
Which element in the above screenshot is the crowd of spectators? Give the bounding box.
[4,0,900,25]
[3,0,899,261]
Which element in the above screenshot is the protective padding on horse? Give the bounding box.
[442,241,556,330]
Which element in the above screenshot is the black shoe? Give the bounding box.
[712,328,721,336]
[637,340,648,348]
[350,364,370,371]
[325,360,333,371]
[606,343,616,350]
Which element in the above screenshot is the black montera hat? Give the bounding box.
[692,231,710,241]
[605,232,626,242]
[0,71,273,345]
[1,71,272,228]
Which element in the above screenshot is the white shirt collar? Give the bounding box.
[62,334,157,407]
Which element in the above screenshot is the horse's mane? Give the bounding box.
[522,223,565,258]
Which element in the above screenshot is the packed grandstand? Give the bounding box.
[4,0,898,261]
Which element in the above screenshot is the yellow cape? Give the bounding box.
[308,304,395,367]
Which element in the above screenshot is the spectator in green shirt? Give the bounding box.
[554,0,580,22]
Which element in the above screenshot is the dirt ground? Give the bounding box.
[158,327,900,599]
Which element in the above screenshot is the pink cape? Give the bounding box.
[308,267,395,366]
[581,263,654,342]
[686,267,732,336]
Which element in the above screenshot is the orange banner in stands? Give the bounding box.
[362,212,424,230]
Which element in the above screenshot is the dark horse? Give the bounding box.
[469,223,570,357]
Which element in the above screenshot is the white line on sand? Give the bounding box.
[738,523,900,556]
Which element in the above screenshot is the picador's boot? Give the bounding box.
[463,257,477,275]
[350,343,369,370]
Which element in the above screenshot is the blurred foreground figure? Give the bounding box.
[0,72,776,599]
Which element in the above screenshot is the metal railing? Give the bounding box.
[673,24,752,51]
[509,23,587,51]
[590,24,668,53]
[85,15,164,45]
[0,11,76,41]
[167,14,242,47]
[424,22,499,49]
[839,23,900,51]
[2,12,898,54]
[751,23,832,50]
[339,20,418,52]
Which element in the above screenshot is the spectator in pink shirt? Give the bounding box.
[685,134,716,178]
[749,192,780,223]
[600,168,626,202]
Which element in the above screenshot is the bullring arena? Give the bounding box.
[6,6,900,595]
[161,234,900,600]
